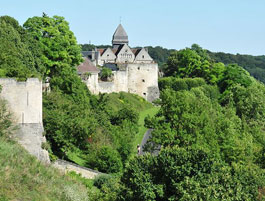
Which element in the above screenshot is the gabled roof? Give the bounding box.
[77,57,99,74]
[114,44,125,56]
[131,49,141,57]
[97,48,106,56]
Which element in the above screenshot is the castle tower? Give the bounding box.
[112,24,129,49]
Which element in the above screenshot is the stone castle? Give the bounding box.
[78,24,159,102]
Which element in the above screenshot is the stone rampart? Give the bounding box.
[0,78,50,163]
[53,159,103,179]
[0,78,42,124]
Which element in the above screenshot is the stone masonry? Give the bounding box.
[0,78,50,163]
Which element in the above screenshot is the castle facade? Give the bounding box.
[78,24,159,102]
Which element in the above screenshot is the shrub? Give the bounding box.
[100,67,112,81]
[91,146,123,173]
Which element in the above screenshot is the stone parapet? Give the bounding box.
[53,159,103,179]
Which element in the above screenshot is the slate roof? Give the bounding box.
[77,57,99,74]
[82,51,90,57]
[112,24,129,44]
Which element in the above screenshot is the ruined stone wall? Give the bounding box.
[0,78,50,163]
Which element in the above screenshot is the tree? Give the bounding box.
[23,14,85,98]
[164,48,211,80]
[0,16,40,80]
[121,147,265,201]
[218,64,253,93]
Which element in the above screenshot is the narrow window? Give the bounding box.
[142,55,145,59]
[138,67,140,70]
[142,79,145,82]
[22,112,24,124]
[27,91,29,106]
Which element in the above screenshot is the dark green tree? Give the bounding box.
[121,147,265,201]
[0,16,40,80]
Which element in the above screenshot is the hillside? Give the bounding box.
[207,51,265,83]
[0,138,89,201]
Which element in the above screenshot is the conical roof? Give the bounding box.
[112,24,129,46]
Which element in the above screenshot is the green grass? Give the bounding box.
[104,92,159,154]
[132,107,160,154]
[104,92,153,113]
[67,148,87,167]
[0,137,89,201]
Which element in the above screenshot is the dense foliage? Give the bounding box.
[118,46,265,200]
[121,147,264,201]
[208,51,265,83]
[83,46,265,200]
[0,16,42,80]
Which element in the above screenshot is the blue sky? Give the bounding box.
[0,0,264,55]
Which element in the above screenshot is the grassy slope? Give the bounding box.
[103,92,153,113]
[0,138,89,201]
[132,107,159,154]
[101,92,159,154]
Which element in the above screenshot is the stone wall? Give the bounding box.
[113,70,128,92]
[84,63,159,102]
[85,73,99,94]
[0,78,42,124]
[53,159,103,179]
[0,78,50,163]
[127,63,159,102]
[14,123,50,163]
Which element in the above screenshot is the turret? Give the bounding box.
[112,24,129,49]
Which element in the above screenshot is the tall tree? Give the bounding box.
[23,14,85,97]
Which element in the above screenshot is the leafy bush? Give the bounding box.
[88,146,123,173]
[0,97,14,138]
[159,77,206,91]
